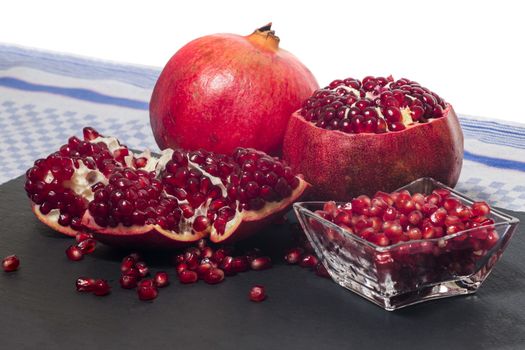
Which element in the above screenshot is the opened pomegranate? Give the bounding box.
[150,23,319,155]
[24,128,309,248]
[283,76,463,200]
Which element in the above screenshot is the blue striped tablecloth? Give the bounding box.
[1,44,524,211]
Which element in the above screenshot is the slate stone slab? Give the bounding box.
[1,176,524,350]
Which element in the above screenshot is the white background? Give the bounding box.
[1,0,524,123]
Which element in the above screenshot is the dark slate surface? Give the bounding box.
[1,175,524,350]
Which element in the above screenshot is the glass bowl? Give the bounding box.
[293,177,520,311]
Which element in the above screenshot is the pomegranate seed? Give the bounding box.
[219,256,236,276]
[153,271,170,288]
[136,261,149,277]
[179,269,198,284]
[75,232,92,243]
[315,263,330,278]
[284,247,304,264]
[93,279,111,296]
[83,127,100,140]
[137,280,158,301]
[176,261,189,275]
[65,245,84,261]
[232,256,249,273]
[119,275,139,289]
[472,201,490,217]
[76,277,96,292]
[203,268,225,284]
[249,285,267,302]
[193,215,210,232]
[299,254,318,268]
[250,256,272,270]
[77,238,96,254]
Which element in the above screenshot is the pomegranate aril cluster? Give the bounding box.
[24,127,131,230]
[300,76,447,134]
[316,190,497,248]
[175,239,272,285]
[88,168,182,230]
[162,148,300,235]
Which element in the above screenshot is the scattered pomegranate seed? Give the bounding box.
[250,256,272,270]
[249,285,266,302]
[119,275,139,289]
[65,245,84,261]
[77,238,96,254]
[203,268,225,284]
[92,279,111,296]
[136,261,149,277]
[231,256,249,273]
[178,269,198,284]
[284,247,304,264]
[75,232,93,243]
[299,254,318,268]
[154,271,170,288]
[76,277,96,292]
[2,255,20,272]
[137,279,159,301]
[315,263,330,278]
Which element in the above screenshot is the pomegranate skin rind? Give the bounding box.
[210,178,310,244]
[32,204,78,237]
[283,104,463,201]
[82,212,207,250]
[150,28,319,155]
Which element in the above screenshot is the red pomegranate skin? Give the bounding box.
[150,25,319,155]
[283,105,463,201]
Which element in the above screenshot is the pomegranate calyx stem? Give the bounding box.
[248,22,280,51]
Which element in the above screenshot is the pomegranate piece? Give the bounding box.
[149,23,318,155]
[153,271,170,288]
[137,280,159,301]
[25,127,310,249]
[93,279,111,296]
[283,76,463,200]
[65,245,84,261]
[249,285,267,302]
[2,255,20,272]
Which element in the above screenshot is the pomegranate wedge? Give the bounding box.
[24,128,309,248]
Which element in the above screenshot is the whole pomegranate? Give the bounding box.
[150,23,319,155]
[283,76,463,200]
[24,127,310,248]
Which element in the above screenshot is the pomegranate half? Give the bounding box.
[283,76,463,200]
[24,128,309,248]
[150,23,319,155]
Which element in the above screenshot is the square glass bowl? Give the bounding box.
[293,177,520,311]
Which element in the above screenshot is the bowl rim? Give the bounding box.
[293,177,520,253]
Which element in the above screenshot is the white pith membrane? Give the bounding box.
[300,76,447,133]
[26,128,308,243]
